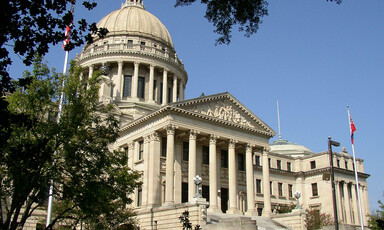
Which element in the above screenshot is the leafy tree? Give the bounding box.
[175,0,342,45]
[368,195,384,230]
[0,57,141,230]
[305,208,334,230]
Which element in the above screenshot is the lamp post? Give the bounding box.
[194,175,202,198]
[294,191,301,209]
[328,137,340,230]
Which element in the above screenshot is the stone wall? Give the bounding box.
[136,198,208,230]
[271,209,306,230]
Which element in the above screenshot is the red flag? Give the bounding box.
[349,115,356,144]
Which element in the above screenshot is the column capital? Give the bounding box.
[163,68,169,73]
[189,130,200,140]
[128,142,134,150]
[149,64,155,69]
[246,143,254,152]
[150,132,160,142]
[134,61,140,66]
[262,146,270,155]
[117,60,123,65]
[144,135,151,144]
[164,124,177,135]
[228,139,238,149]
[210,134,219,144]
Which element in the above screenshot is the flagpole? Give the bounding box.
[46,2,74,226]
[347,105,364,229]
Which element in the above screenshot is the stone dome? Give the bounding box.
[97,0,174,48]
[270,139,314,157]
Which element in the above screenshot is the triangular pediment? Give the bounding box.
[170,92,276,136]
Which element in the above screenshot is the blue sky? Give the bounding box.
[8,0,384,211]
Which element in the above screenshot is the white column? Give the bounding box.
[262,147,272,217]
[117,61,123,99]
[343,182,352,224]
[188,130,199,202]
[148,64,155,103]
[132,62,139,99]
[351,183,360,225]
[164,125,176,205]
[162,68,168,105]
[173,75,178,102]
[142,137,150,207]
[179,80,185,101]
[335,181,343,223]
[148,132,161,207]
[245,143,257,216]
[128,142,134,170]
[208,135,220,213]
[88,65,94,79]
[227,139,239,214]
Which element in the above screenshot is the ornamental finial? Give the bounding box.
[122,0,144,9]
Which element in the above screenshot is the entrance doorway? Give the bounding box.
[221,187,228,213]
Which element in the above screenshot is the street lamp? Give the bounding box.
[193,175,202,198]
[294,191,301,209]
[328,137,340,230]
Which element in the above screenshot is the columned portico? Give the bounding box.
[262,147,272,217]
[245,143,257,216]
[208,135,220,213]
[227,139,240,214]
[165,125,176,205]
[188,130,199,202]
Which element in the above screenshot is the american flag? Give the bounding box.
[62,5,74,50]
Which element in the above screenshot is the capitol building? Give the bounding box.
[71,0,370,229]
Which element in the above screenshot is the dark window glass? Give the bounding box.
[153,80,157,102]
[288,184,293,198]
[168,87,171,103]
[277,160,281,170]
[138,141,143,160]
[287,162,292,172]
[255,155,260,166]
[138,76,145,98]
[337,159,340,167]
[127,40,133,48]
[238,154,245,171]
[137,188,142,206]
[123,75,132,97]
[140,41,145,50]
[183,142,189,161]
[256,179,262,193]
[312,183,318,196]
[160,83,163,104]
[161,137,167,157]
[268,158,271,168]
[182,182,188,203]
[202,185,209,202]
[270,181,273,195]
[345,161,348,169]
[310,160,316,169]
[278,183,283,196]
[221,150,228,168]
[203,146,209,165]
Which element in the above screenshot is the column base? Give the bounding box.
[207,206,222,213]
[226,208,242,215]
[262,210,272,217]
[245,209,258,216]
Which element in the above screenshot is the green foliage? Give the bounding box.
[278,203,296,214]
[368,195,384,230]
[305,208,334,230]
[0,57,141,230]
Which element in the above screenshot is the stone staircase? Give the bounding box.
[203,213,290,230]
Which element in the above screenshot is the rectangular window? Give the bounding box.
[277,160,281,170]
[270,181,273,195]
[168,87,171,103]
[202,185,209,202]
[182,182,188,203]
[337,159,340,167]
[268,158,271,168]
[287,162,291,172]
[255,155,260,166]
[137,188,142,206]
[123,75,132,97]
[310,160,316,169]
[140,41,146,50]
[256,179,262,194]
[138,141,143,160]
[221,150,228,168]
[160,83,163,104]
[345,161,348,169]
[312,183,318,197]
[203,146,209,165]
[153,80,157,102]
[138,76,145,98]
[278,183,283,197]
[238,153,245,171]
[161,137,167,157]
[288,184,293,198]
[183,142,189,161]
